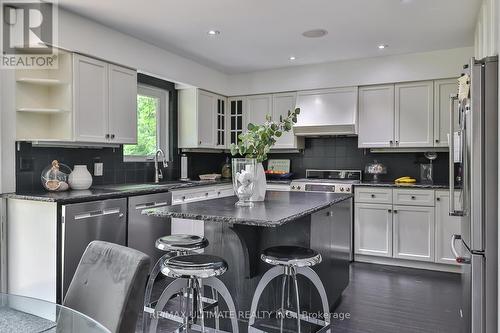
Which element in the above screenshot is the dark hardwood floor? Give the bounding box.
[138,262,462,333]
[330,262,462,333]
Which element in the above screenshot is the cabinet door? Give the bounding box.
[393,205,435,262]
[228,97,246,145]
[215,96,227,148]
[395,81,434,147]
[73,55,108,142]
[434,79,459,147]
[354,203,393,257]
[197,90,216,148]
[108,65,137,144]
[435,191,462,265]
[247,94,272,127]
[272,92,297,149]
[358,85,395,148]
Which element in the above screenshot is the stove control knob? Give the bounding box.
[291,186,296,190]
[346,187,351,192]
[340,187,345,192]
[297,186,301,190]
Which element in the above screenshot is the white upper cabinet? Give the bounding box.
[74,54,137,144]
[358,85,395,148]
[272,92,302,149]
[197,90,216,148]
[246,94,272,126]
[108,64,137,144]
[179,88,228,149]
[295,87,358,136]
[228,97,246,146]
[395,81,434,147]
[74,55,109,142]
[434,79,459,147]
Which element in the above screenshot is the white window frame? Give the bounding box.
[124,84,169,162]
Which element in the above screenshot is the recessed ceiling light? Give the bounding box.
[207,30,220,36]
[302,29,328,38]
[378,44,388,49]
[289,56,296,61]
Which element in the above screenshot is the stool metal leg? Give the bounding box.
[248,266,283,332]
[296,267,330,327]
[291,269,301,333]
[203,277,239,333]
[196,279,205,332]
[279,273,287,333]
[149,278,189,333]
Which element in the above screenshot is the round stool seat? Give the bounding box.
[161,254,228,279]
[155,234,209,252]
[261,246,322,267]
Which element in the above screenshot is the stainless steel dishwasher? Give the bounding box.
[61,198,127,297]
[127,192,172,267]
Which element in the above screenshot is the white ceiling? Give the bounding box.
[57,0,481,74]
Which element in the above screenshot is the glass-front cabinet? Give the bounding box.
[216,97,226,148]
[228,97,246,146]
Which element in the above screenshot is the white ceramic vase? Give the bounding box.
[250,163,267,202]
[68,165,93,190]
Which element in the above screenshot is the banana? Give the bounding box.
[395,176,416,183]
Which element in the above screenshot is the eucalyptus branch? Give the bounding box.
[230,107,300,163]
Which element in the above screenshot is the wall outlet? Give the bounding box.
[94,162,103,176]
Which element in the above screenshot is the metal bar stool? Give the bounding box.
[248,246,331,333]
[149,254,239,333]
[143,234,209,332]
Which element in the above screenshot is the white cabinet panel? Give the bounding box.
[73,55,108,142]
[197,90,216,148]
[393,189,435,206]
[354,203,393,257]
[108,64,137,144]
[393,205,435,262]
[395,81,434,147]
[435,191,462,265]
[272,92,300,149]
[358,85,395,148]
[434,79,459,147]
[247,94,272,126]
[295,87,357,134]
[354,187,393,204]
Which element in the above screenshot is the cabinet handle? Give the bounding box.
[435,139,439,143]
[199,141,202,145]
[411,196,416,200]
[371,194,376,198]
[110,134,115,139]
[105,134,110,139]
[395,140,399,145]
[389,140,393,145]
[436,197,441,201]
[393,210,398,214]
[388,209,392,213]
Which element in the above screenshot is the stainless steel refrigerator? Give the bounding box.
[449,56,498,333]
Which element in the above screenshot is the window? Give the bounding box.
[124,84,169,161]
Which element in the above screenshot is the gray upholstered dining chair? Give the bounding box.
[63,241,151,333]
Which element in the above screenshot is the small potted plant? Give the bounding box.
[230,108,300,201]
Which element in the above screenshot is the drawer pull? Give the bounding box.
[388,209,392,213]
[393,210,398,214]
[436,197,441,201]
[411,196,416,200]
[371,194,375,198]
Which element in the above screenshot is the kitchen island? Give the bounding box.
[145,191,353,331]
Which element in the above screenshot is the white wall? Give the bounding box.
[226,47,473,96]
[57,9,228,95]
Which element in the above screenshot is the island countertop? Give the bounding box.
[144,190,352,227]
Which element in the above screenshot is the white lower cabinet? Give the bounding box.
[435,191,462,265]
[392,205,435,262]
[354,203,393,257]
[355,187,460,268]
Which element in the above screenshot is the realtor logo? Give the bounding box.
[1,0,58,68]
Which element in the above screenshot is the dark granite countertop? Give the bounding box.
[144,191,352,227]
[356,182,449,189]
[3,180,233,204]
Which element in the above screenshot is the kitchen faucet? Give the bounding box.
[154,148,168,183]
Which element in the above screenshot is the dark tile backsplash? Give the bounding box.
[184,137,450,184]
[15,142,178,192]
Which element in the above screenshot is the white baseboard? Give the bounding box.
[354,254,461,273]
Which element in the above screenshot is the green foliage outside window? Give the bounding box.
[124,95,158,157]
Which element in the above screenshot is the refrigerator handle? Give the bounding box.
[449,94,465,216]
[451,234,471,264]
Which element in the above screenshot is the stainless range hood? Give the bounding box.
[294,87,358,136]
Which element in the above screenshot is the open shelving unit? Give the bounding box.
[15,50,74,141]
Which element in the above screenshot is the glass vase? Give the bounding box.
[232,158,257,207]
